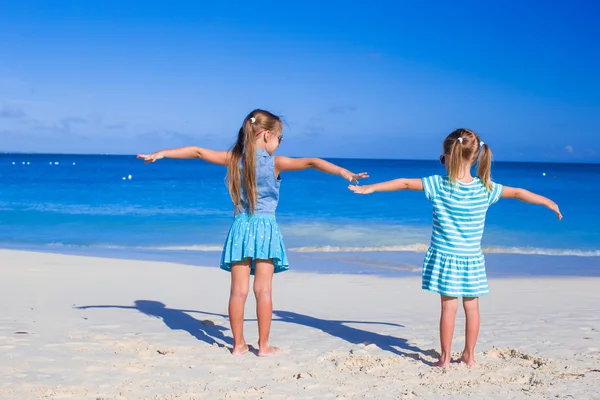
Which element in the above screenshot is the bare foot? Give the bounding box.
[232,343,249,355]
[460,354,476,366]
[433,353,452,368]
[258,345,280,357]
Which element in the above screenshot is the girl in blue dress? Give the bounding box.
[349,128,562,367]
[138,109,367,356]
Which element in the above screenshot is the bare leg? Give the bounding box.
[461,297,480,366]
[254,259,278,356]
[435,295,458,367]
[229,260,251,355]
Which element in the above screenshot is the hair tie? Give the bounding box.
[255,129,268,137]
[457,137,463,144]
[250,117,256,124]
[480,141,485,147]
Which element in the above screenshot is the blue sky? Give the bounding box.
[0,1,599,162]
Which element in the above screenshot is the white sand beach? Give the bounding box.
[1,249,599,399]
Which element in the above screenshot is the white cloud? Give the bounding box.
[328,105,358,115]
[0,104,26,119]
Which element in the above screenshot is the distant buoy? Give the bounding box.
[54,162,59,165]
[127,174,132,180]
[26,162,30,165]
[73,162,76,165]
[12,162,15,165]
[542,172,546,176]
[22,162,25,165]
[122,177,126,180]
[49,162,52,165]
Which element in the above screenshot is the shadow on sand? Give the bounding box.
[76,302,434,363]
[76,300,233,348]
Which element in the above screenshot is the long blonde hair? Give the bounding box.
[228,109,282,212]
[443,128,492,190]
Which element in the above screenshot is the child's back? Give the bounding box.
[424,176,503,257]
[235,148,280,215]
[422,175,503,298]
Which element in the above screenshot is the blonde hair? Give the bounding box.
[443,128,492,190]
[228,109,282,213]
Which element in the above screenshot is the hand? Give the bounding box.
[341,170,369,185]
[137,152,164,164]
[548,201,563,220]
[348,184,375,194]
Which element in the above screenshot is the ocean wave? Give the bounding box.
[289,244,600,257]
[130,245,224,251]
[290,244,430,252]
[12,242,225,252]
[72,244,224,252]
[0,202,232,217]
[482,246,600,257]
[5,242,600,257]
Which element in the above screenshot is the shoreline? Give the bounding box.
[1,249,599,399]
[1,245,599,278]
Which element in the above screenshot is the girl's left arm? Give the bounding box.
[275,156,368,184]
[501,186,563,220]
[349,178,423,194]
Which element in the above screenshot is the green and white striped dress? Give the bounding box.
[421,175,503,297]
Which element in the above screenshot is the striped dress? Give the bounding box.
[421,175,503,297]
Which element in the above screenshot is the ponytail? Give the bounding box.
[477,143,493,191]
[242,119,257,212]
[227,109,282,213]
[447,138,464,185]
[228,118,258,213]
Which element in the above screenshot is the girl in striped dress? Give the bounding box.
[138,109,367,357]
[349,128,562,367]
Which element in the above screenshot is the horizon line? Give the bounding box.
[1,151,598,166]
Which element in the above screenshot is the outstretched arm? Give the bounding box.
[501,186,562,220]
[137,146,230,166]
[349,178,423,194]
[275,156,368,184]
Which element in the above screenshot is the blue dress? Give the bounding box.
[421,175,504,297]
[220,149,289,274]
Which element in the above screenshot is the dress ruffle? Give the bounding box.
[220,213,289,275]
[422,247,489,297]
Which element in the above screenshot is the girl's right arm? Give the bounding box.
[501,187,563,220]
[275,156,368,184]
[137,146,230,166]
[349,178,423,194]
